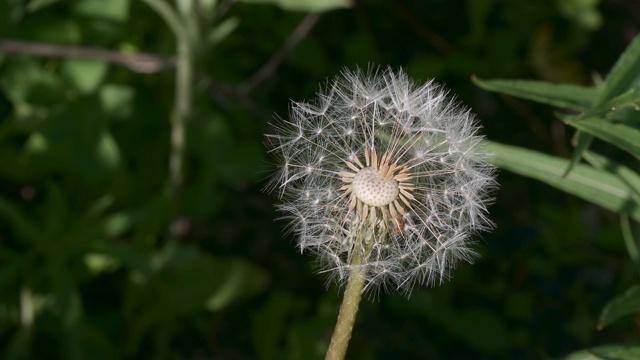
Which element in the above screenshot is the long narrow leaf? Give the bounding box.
[563,116,640,160]
[578,87,640,120]
[583,151,640,202]
[595,34,640,105]
[621,215,640,275]
[485,141,640,222]
[563,131,593,178]
[472,77,597,111]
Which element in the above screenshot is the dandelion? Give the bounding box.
[265,66,496,359]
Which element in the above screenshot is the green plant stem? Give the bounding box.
[170,0,193,200]
[169,32,192,198]
[142,0,193,200]
[325,262,366,360]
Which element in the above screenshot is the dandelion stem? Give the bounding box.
[325,260,366,360]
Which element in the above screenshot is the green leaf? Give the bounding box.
[96,131,121,172]
[25,0,61,13]
[576,87,640,121]
[562,115,640,160]
[621,215,640,275]
[23,98,122,184]
[0,58,67,106]
[558,0,602,30]
[207,17,240,47]
[485,141,640,221]
[599,285,640,329]
[99,84,135,119]
[237,0,351,12]
[85,241,152,277]
[595,34,640,106]
[61,59,109,94]
[205,257,270,311]
[557,344,640,360]
[72,0,130,22]
[583,151,640,202]
[563,131,593,177]
[472,77,597,111]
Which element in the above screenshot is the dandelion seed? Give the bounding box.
[266,66,496,296]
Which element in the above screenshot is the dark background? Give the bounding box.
[0,0,639,359]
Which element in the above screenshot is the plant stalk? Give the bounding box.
[168,32,192,198]
[324,263,366,360]
[142,0,193,201]
[169,0,193,200]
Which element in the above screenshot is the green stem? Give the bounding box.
[142,0,193,200]
[324,261,366,360]
[169,31,192,198]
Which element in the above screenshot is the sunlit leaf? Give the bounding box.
[594,34,640,106]
[485,141,640,222]
[472,77,597,111]
[61,59,109,94]
[562,115,640,160]
[71,0,130,22]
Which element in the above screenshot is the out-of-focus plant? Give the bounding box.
[0,0,349,359]
[474,33,640,358]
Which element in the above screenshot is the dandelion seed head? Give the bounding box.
[265,66,497,296]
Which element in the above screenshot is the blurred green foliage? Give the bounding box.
[476,29,640,358]
[0,0,639,359]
